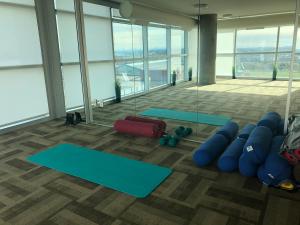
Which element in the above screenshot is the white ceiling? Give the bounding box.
[114,0,296,18]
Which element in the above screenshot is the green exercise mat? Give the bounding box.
[139,108,230,126]
[27,144,172,198]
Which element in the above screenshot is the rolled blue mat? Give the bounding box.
[238,124,256,140]
[257,164,291,186]
[218,138,246,172]
[193,134,229,167]
[243,126,272,164]
[277,119,285,136]
[257,112,281,134]
[216,121,239,142]
[239,153,259,177]
[257,136,292,186]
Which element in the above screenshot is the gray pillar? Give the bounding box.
[35,0,66,118]
[199,14,217,85]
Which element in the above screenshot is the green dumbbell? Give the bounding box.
[159,135,171,146]
[167,135,180,147]
[182,127,193,137]
[175,126,185,137]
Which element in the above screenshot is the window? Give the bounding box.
[216,30,235,76]
[236,28,278,53]
[171,57,185,81]
[277,26,300,79]
[235,27,278,78]
[83,2,115,102]
[236,54,275,78]
[112,22,144,96]
[148,26,167,57]
[113,23,143,59]
[217,31,235,54]
[0,1,49,128]
[149,60,168,88]
[171,29,184,55]
[56,0,83,109]
[216,56,234,76]
[115,61,145,96]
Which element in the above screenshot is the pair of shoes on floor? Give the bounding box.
[65,112,85,126]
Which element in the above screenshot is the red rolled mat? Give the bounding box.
[281,151,298,165]
[293,149,300,160]
[114,120,159,138]
[125,116,166,131]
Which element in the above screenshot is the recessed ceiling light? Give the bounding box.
[193,3,208,9]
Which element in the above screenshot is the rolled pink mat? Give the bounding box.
[125,116,166,131]
[281,151,298,165]
[293,149,300,160]
[114,120,159,138]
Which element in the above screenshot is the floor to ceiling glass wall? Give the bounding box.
[148,26,168,89]
[0,0,49,129]
[216,30,235,77]
[112,22,145,96]
[277,25,300,78]
[235,27,278,78]
[216,25,299,79]
[171,29,186,81]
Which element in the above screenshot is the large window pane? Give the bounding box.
[0,2,49,129]
[217,30,234,54]
[236,28,278,53]
[171,57,184,80]
[277,53,300,79]
[149,60,168,88]
[84,16,114,61]
[88,62,115,101]
[236,54,275,78]
[216,56,233,76]
[1,0,34,6]
[113,23,143,59]
[115,61,145,96]
[279,26,293,52]
[61,65,84,109]
[0,67,48,127]
[56,12,79,63]
[171,29,184,55]
[83,2,110,17]
[0,4,42,66]
[54,0,74,11]
[148,27,167,57]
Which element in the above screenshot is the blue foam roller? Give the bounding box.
[258,164,292,186]
[216,121,239,142]
[193,134,229,167]
[218,138,246,172]
[257,112,281,134]
[239,153,259,177]
[257,136,292,185]
[238,124,256,140]
[277,119,284,136]
[243,126,272,164]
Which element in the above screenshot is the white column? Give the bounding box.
[74,0,93,123]
[284,0,300,133]
[35,0,66,118]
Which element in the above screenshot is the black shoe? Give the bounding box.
[75,112,85,124]
[65,113,75,126]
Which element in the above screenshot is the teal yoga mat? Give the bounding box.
[27,144,172,198]
[139,108,230,126]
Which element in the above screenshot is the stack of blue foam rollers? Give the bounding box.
[193,111,292,186]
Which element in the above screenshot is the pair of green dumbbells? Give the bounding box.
[160,126,193,147]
